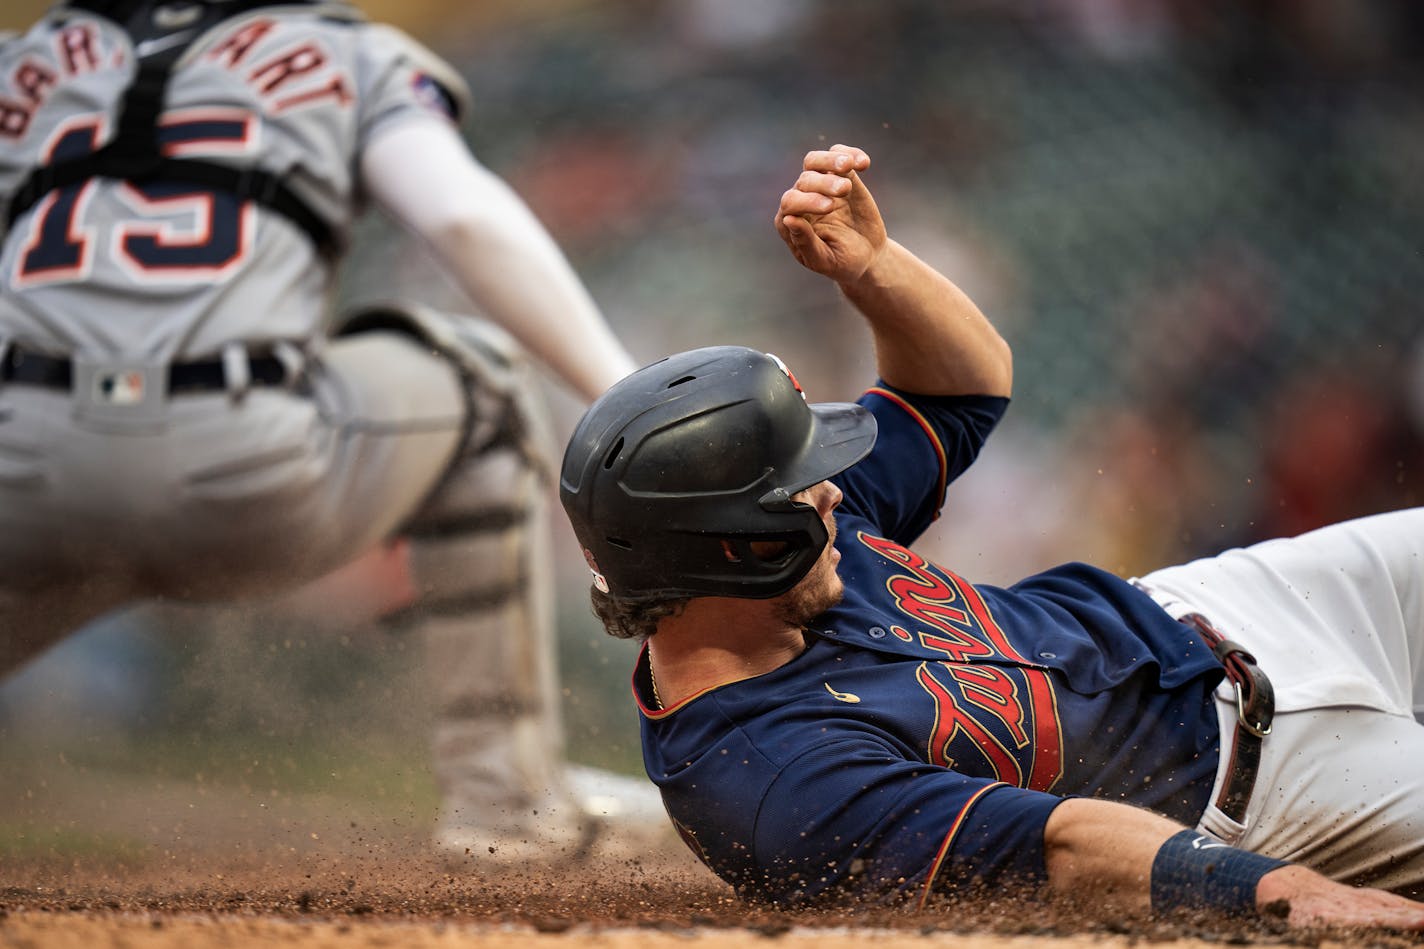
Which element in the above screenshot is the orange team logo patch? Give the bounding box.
[582,547,609,592]
[764,352,806,399]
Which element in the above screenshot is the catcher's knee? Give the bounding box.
[404,447,547,620]
[334,301,554,471]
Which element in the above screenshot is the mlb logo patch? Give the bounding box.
[411,72,457,120]
[94,369,146,405]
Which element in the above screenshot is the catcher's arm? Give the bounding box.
[1045,797,1424,928]
[361,119,637,402]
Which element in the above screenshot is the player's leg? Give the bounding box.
[334,304,594,863]
[1140,508,1424,892]
[406,441,597,862]
[0,333,462,676]
[142,334,464,600]
[0,386,138,676]
[1141,507,1424,719]
[1234,700,1424,896]
[0,583,130,677]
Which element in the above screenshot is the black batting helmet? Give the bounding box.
[559,346,877,602]
[53,0,349,38]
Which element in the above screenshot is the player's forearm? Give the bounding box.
[429,189,638,400]
[1043,797,1424,929]
[1041,797,1178,912]
[839,240,1012,398]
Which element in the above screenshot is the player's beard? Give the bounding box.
[773,514,843,628]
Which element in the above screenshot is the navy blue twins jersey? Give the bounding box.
[635,387,1228,907]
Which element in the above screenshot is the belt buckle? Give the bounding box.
[71,356,170,431]
[92,367,149,405]
[1232,680,1273,738]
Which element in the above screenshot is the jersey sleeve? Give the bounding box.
[353,23,472,150]
[752,737,1065,905]
[833,386,1009,545]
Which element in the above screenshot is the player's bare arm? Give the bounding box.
[775,144,1012,398]
[1044,798,1424,928]
[362,121,637,401]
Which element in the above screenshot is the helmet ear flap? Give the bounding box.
[715,503,828,576]
[720,533,808,570]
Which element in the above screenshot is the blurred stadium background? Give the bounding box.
[4,0,1424,857]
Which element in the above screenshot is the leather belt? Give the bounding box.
[0,346,288,393]
[1181,611,1275,824]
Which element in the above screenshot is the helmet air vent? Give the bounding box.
[602,437,624,470]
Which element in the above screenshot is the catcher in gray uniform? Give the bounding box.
[0,0,647,861]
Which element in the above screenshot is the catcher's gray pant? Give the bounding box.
[0,310,587,854]
[349,306,592,858]
[0,329,462,665]
[1137,507,1424,895]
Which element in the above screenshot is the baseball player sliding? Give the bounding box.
[559,144,1424,927]
[0,0,648,861]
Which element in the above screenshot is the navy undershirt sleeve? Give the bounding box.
[835,386,1008,544]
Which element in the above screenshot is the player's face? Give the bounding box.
[773,481,844,627]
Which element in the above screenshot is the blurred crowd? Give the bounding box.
[372,0,1424,585]
[7,0,1424,736]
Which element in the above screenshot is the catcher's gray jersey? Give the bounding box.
[0,3,663,866]
[0,4,464,359]
[0,5,489,666]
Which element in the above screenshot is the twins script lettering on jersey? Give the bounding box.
[859,531,1065,792]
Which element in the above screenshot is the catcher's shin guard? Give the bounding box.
[338,304,591,861]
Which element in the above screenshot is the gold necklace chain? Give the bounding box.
[648,655,663,709]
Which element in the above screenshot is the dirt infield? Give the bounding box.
[6,846,1424,949]
[0,916,1295,949]
[0,917,1314,949]
[0,854,1344,940]
[3,740,1422,949]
